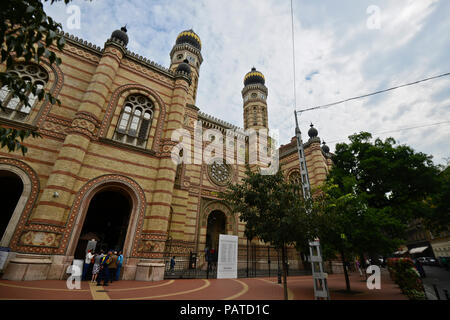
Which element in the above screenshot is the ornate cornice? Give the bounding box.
[242,83,268,97]
[57,30,175,79]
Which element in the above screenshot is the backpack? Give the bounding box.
[102,255,112,265]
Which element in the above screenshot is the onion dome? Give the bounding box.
[244,67,265,86]
[176,59,191,75]
[176,29,201,50]
[322,141,330,154]
[308,123,318,138]
[111,26,129,46]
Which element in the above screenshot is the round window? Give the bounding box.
[208,160,232,186]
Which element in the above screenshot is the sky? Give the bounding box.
[44,0,450,166]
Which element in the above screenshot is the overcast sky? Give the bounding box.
[44,0,450,166]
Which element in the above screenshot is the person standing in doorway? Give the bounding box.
[210,248,216,271]
[83,250,94,281]
[97,251,112,286]
[109,251,118,284]
[91,251,102,283]
[116,251,123,281]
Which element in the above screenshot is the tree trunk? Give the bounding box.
[340,249,351,292]
[281,244,288,300]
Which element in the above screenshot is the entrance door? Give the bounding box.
[0,170,23,241]
[206,210,226,252]
[74,189,132,259]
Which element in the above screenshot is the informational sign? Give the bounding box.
[217,234,238,279]
[0,247,10,270]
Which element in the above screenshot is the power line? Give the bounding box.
[296,72,450,114]
[326,120,450,144]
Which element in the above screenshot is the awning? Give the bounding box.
[409,246,428,254]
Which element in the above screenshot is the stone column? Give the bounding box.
[143,74,191,236]
[30,42,124,226]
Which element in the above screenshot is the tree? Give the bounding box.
[219,166,310,300]
[330,132,440,224]
[315,132,442,291]
[425,166,450,233]
[311,179,404,292]
[0,0,72,155]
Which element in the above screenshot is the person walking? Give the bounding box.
[83,250,94,281]
[91,251,102,283]
[116,251,123,281]
[109,251,118,284]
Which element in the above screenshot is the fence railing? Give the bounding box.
[163,246,311,280]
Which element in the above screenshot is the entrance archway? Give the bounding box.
[73,188,132,259]
[0,170,23,243]
[205,210,226,251]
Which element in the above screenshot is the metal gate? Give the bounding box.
[163,239,311,279]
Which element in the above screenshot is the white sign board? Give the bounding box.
[217,234,238,279]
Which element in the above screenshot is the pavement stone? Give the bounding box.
[0,272,407,300]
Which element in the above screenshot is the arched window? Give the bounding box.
[0,63,49,121]
[288,171,301,185]
[114,94,154,147]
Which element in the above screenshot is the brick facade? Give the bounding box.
[0,28,332,281]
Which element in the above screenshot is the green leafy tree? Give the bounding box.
[312,179,404,292]
[220,166,310,300]
[330,132,440,224]
[425,165,450,233]
[0,0,73,155]
[315,132,441,291]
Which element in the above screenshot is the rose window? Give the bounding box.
[208,161,232,186]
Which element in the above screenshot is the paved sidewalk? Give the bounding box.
[0,272,407,300]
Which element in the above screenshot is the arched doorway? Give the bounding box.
[205,210,227,252]
[0,170,23,242]
[73,188,132,259]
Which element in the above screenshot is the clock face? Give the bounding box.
[187,55,196,63]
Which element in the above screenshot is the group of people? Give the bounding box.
[83,250,123,286]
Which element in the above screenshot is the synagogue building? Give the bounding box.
[0,27,332,281]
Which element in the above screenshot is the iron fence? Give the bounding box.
[163,242,311,279]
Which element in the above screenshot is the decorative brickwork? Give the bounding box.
[0,28,333,281]
[63,174,147,259]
